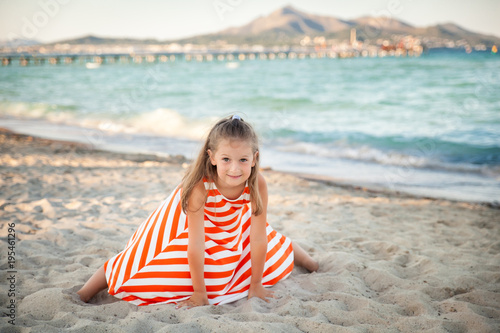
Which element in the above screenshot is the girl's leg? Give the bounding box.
[77,265,108,302]
[292,241,319,272]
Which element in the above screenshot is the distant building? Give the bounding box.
[350,28,357,46]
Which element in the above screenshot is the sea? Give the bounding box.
[1,49,499,204]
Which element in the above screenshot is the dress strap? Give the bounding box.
[203,178,215,191]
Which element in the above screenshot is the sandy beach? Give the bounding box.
[1,128,499,332]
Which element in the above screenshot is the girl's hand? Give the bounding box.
[248,283,275,302]
[176,291,209,309]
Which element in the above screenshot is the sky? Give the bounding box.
[0,0,499,43]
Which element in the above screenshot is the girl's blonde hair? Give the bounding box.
[181,115,263,215]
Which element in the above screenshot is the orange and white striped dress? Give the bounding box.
[104,178,294,306]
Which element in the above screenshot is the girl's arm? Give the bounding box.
[177,181,209,308]
[248,173,274,302]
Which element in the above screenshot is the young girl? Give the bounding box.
[77,115,318,308]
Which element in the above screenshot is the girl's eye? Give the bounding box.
[222,158,230,162]
[240,159,248,163]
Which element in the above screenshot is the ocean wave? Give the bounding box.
[273,141,500,177]
[0,101,79,122]
[0,101,214,141]
[101,108,214,140]
[2,101,499,178]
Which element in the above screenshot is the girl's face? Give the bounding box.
[208,139,257,189]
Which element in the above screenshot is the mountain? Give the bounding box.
[351,16,415,34]
[177,5,356,45]
[415,23,499,45]
[176,5,500,47]
[220,5,354,36]
[46,35,161,45]
[45,6,500,48]
[0,38,41,48]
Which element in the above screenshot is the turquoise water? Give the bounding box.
[1,50,499,202]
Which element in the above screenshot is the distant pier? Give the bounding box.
[1,48,422,67]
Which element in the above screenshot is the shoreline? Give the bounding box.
[286,171,500,210]
[2,126,496,210]
[2,121,498,209]
[1,127,500,332]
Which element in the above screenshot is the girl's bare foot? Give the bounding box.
[292,241,319,272]
[77,290,91,303]
[77,265,108,303]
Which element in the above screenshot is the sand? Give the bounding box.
[1,128,499,333]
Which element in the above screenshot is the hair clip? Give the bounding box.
[232,115,241,121]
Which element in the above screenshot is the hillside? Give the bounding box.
[45,35,161,45]
[220,6,354,35]
[176,5,500,48]
[43,5,500,48]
